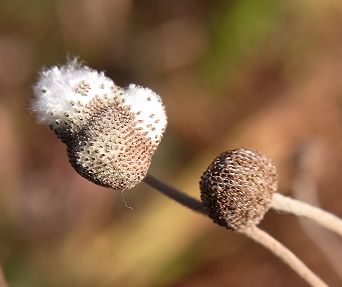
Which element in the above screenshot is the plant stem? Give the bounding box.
[144,174,329,287]
[271,193,342,238]
[143,173,207,214]
[242,226,328,287]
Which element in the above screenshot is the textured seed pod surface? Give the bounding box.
[61,97,157,189]
[32,59,167,190]
[200,148,278,231]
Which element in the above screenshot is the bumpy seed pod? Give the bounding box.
[200,148,278,231]
[32,59,167,190]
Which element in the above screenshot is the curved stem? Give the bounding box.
[143,173,207,214]
[242,226,328,287]
[143,174,328,286]
[271,193,342,238]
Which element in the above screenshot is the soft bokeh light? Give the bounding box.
[0,0,342,286]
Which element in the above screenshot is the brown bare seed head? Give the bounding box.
[200,148,278,231]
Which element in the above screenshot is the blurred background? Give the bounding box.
[1,0,342,286]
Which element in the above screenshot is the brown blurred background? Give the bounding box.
[1,0,342,286]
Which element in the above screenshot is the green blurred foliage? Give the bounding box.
[206,0,284,88]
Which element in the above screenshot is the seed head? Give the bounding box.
[200,148,278,231]
[32,59,167,190]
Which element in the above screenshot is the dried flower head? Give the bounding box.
[200,148,278,231]
[32,59,167,190]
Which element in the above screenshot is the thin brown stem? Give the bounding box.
[143,173,206,214]
[144,174,328,287]
[242,226,328,287]
[271,193,342,238]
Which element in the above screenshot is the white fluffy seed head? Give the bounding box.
[31,59,167,190]
[123,84,167,143]
[32,59,167,143]
[32,59,115,126]
[109,84,167,144]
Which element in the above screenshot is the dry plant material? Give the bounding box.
[32,60,342,287]
[200,148,277,230]
[32,59,167,190]
[199,148,329,287]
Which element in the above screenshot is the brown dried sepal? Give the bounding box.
[200,148,278,231]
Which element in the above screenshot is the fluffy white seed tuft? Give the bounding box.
[32,59,115,125]
[32,59,167,143]
[123,84,167,143]
[31,59,168,190]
